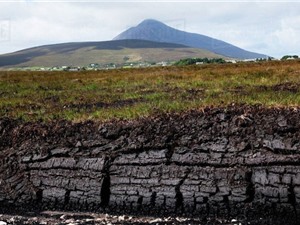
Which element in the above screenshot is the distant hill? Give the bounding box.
[114,19,267,59]
[0,39,224,68]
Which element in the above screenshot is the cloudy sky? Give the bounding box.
[0,0,299,58]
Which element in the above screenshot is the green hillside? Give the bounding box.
[0,39,224,68]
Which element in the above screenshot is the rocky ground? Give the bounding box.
[0,210,287,225]
[1,105,300,225]
[0,211,202,225]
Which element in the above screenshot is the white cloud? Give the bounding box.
[269,16,300,56]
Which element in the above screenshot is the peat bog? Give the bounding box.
[2,60,300,122]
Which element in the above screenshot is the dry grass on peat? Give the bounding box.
[1,60,300,122]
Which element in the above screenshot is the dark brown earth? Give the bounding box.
[1,105,300,224]
[256,82,300,93]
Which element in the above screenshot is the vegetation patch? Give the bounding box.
[1,60,300,122]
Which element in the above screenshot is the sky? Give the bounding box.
[0,0,300,58]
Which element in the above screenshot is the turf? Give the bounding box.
[1,60,300,122]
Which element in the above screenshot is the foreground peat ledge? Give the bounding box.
[1,105,300,224]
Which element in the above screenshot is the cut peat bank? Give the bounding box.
[1,105,300,224]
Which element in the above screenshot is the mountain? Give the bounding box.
[0,39,224,68]
[114,19,267,59]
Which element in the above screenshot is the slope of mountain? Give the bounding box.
[114,19,267,59]
[0,39,224,68]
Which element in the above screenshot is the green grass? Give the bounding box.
[1,60,300,122]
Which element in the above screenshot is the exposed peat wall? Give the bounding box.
[1,105,300,223]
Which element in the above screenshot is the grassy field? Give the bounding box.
[1,60,300,122]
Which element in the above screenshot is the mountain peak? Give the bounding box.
[138,19,166,27]
[113,19,173,43]
[114,19,267,59]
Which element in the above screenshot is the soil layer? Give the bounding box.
[1,105,300,224]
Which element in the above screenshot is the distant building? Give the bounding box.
[157,61,168,66]
[225,59,237,64]
[68,67,81,71]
